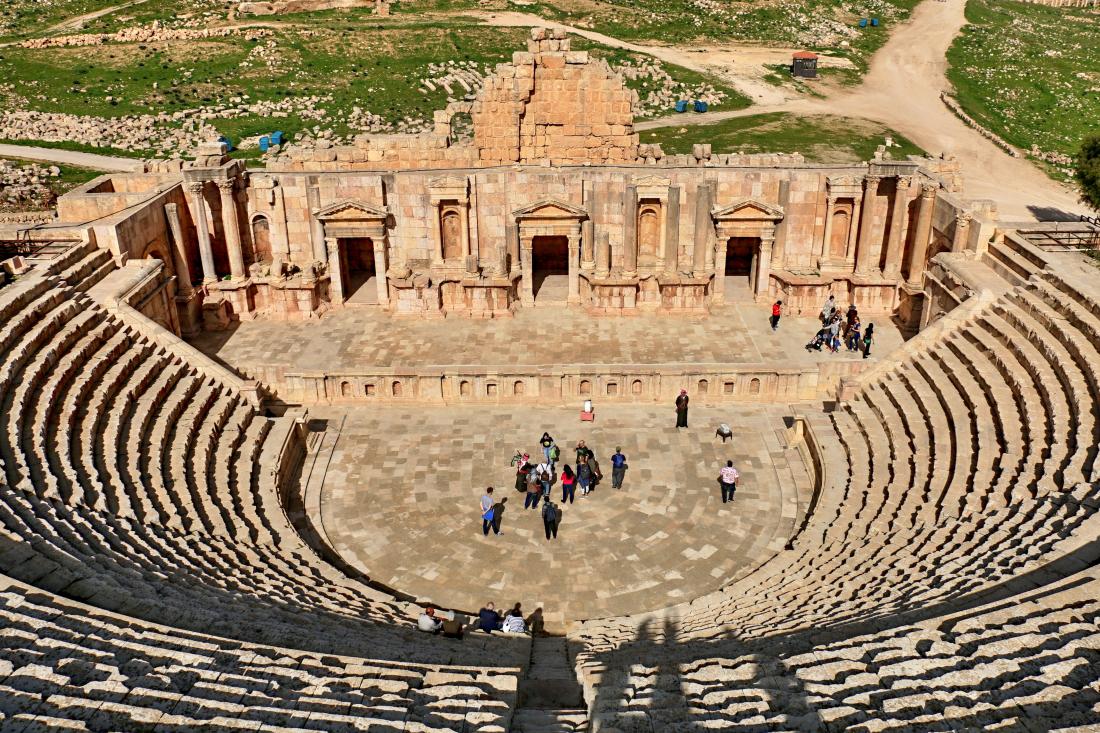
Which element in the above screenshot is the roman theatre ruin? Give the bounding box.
[0,27,1099,732]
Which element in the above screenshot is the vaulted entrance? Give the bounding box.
[342,237,377,305]
[532,235,569,304]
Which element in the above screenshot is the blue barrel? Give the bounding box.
[694,100,709,113]
[271,130,285,145]
[870,17,879,25]
[675,100,688,113]
[259,136,270,152]
[859,17,868,27]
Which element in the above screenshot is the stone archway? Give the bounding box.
[512,198,588,307]
[711,198,785,303]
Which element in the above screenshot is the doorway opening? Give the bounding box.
[342,237,377,305]
[531,235,569,304]
[725,236,757,300]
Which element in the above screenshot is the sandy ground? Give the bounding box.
[0,144,145,172]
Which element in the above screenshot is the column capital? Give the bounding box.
[760,235,775,251]
[325,236,340,253]
[864,174,882,186]
[826,193,838,205]
[215,179,236,195]
[921,182,938,198]
[184,181,204,196]
[896,174,913,189]
[956,211,973,225]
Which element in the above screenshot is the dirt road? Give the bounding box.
[0,144,145,172]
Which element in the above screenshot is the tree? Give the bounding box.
[1075,134,1100,211]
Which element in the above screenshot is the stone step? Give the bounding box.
[511,708,589,733]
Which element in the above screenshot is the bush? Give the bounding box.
[1076,135,1100,212]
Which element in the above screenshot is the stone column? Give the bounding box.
[664,186,680,274]
[951,211,973,253]
[596,231,611,278]
[855,175,880,274]
[756,234,774,298]
[163,203,194,296]
[712,236,727,304]
[521,236,535,306]
[906,183,938,288]
[186,182,217,284]
[846,192,863,266]
[372,236,390,306]
[692,182,711,277]
[507,223,520,274]
[883,175,912,278]
[623,185,637,276]
[459,205,472,261]
[820,194,836,265]
[307,185,327,264]
[581,219,595,269]
[217,179,246,279]
[567,231,581,305]
[326,237,344,304]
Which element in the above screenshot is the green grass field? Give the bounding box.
[946,0,1100,178]
[643,112,924,163]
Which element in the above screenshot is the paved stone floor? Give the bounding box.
[192,299,905,373]
[315,404,807,628]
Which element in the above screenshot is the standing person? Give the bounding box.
[536,460,554,499]
[675,389,690,429]
[827,316,842,353]
[480,487,498,536]
[513,453,531,493]
[610,447,627,489]
[718,460,740,504]
[478,602,503,633]
[845,304,858,335]
[560,465,577,504]
[862,322,875,359]
[820,294,836,324]
[770,300,783,331]
[576,456,595,496]
[539,433,555,465]
[575,440,593,465]
[542,499,559,541]
[525,470,542,510]
[847,318,862,352]
[548,441,560,468]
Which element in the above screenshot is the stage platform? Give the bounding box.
[191,300,905,405]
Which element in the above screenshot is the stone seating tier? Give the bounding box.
[571,264,1100,730]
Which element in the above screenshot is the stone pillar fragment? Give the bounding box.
[521,236,535,306]
[820,195,836,265]
[567,232,581,305]
[952,212,972,253]
[217,179,246,279]
[186,182,217,284]
[664,186,680,274]
[327,237,344,304]
[373,238,390,306]
[692,182,711,276]
[307,184,328,264]
[163,203,193,296]
[855,175,880,274]
[906,183,938,288]
[756,235,774,298]
[883,175,911,278]
[712,238,727,304]
[596,231,610,278]
[623,186,637,276]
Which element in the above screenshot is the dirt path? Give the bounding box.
[0,144,145,172]
[45,0,153,33]
[477,2,1084,220]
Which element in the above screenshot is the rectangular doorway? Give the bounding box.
[725,236,758,300]
[532,235,569,304]
[342,237,377,305]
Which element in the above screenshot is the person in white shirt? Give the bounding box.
[719,460,740,504]
[536,462,553,498]
[418,607,443,634]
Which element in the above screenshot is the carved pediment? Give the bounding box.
[314,199,389,221]
[512,198,588,220]
[711,198,784,222]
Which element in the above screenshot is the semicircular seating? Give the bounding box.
[572,257,1100,731]
[0,246,525,731]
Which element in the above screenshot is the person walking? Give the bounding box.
[718,461,740,503]
[539,432,555,465]
[862,322,875,359]
[542,499,559,541]
[576,456,595,496]
[675,389,689,429]
[610,447,627,489]
[480,487,499,536]
[525,470,542,510]
[560,464,577,504]
[770,300,782,331]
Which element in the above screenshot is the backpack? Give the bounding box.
[549,445,560,461]
[544,504,557,523]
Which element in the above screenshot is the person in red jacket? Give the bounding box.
[770,300,783,331]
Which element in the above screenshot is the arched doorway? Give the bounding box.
[342,237,377,304]
[531,235,570,304]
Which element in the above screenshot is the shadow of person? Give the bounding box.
[527,607,545,636]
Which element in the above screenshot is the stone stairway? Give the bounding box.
[513,636,588,733]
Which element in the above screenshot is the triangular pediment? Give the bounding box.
[512,198,588,220]
[711,198,784,221]
[314,199,389,221]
